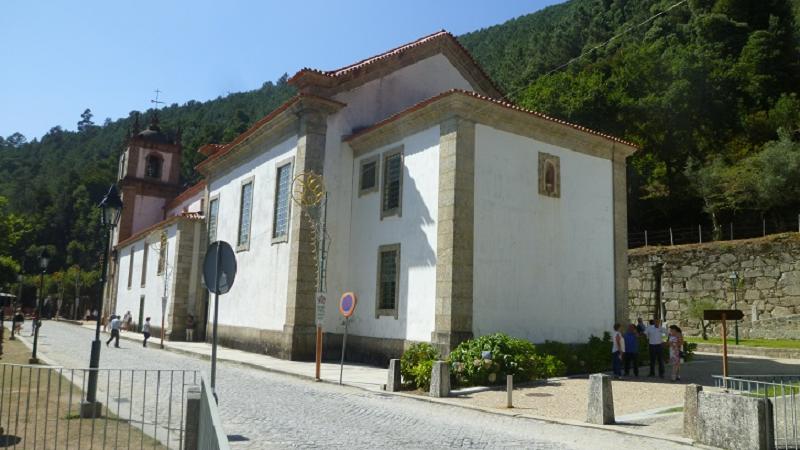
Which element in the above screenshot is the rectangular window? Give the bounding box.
[272,161,292,241]
[208,197,219,243]
[157,231,167,275]
[381,148,403,218]
[127,246,135,289]
[376,244,400,317]
[140,244,148,287]
[237,179,254,250]
[359,155,379,196]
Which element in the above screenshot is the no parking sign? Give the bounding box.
[339,292,357,318]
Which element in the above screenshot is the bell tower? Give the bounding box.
[116,112,182,243]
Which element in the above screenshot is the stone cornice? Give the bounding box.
[346,90,638,160]
[197,94,345,178]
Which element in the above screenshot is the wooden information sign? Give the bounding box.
[702,309,743,383]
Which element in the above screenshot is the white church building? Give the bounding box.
[109,31,637,363]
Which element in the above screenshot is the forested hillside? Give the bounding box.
[1,0,799,308]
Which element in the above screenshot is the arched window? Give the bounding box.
[544,161,556,195]
[538,152,560,198]
[145,154,163,179]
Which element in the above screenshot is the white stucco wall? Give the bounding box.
[320,54,470,340]
[113,223,179,332]
[131,196,166,236]
[206,135,297,331]
[324,126,439,342]
[472,125,615,343]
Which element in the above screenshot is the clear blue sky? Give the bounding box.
[0,0,563,140]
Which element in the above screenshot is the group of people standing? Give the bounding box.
[612,318,684,382]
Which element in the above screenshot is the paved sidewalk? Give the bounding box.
[78,322,388,391]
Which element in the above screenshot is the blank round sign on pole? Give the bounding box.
[203,241,237,295]
[339,292,357,318]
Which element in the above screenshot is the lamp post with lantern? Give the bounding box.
[729,271,740,345]
[29,249,49,364]
[82,185,122,417]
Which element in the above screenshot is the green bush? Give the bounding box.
[400,342,440,390]
[449,333,565,387]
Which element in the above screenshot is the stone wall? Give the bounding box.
[628,233,800,338]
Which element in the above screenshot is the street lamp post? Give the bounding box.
[29,250,49,364]
[729,271,739,345]
[12,274,22,340]
[82,185,122,418]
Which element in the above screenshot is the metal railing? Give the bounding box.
[713,374,800,449]
[0,364,199,449]
[628,215,800,249]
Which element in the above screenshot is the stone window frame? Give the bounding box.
[127,245,135,290]
[272,156,294,244]
[236,176,255,252]
[538,152,561,198]
[145,153,163,179]
[358,154,380,197]
[208,195,220,244]
[375,243,401,319]
[140,243,148,288]
[380,146,404,220]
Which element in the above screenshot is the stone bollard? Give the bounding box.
[587,373,614,424]
[184,386,201,450]
[429,360,450,398]
[683,384,703,439]
[387,359,402,392]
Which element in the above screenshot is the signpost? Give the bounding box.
[703,309,744,385]
[338,292,357,385]
[202,241,237,401]
[314,293,326,381]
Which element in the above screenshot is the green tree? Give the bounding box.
[686,297,718,339]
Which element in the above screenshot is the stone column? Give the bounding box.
[283,109,328,360]
[612,147,629,325]
[431,117,475,355]
[683,384,702,439]
[429,360,450,398]
[386,359,401,392]
[587,373,615,424]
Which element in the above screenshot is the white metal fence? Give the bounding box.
[0,364,199,449]
[714,374,800,449]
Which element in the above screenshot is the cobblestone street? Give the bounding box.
[30,322,697,449]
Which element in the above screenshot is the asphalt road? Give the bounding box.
[25,321,698,449]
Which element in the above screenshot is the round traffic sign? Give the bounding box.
[339,292,357,318]
[203,241,237,295]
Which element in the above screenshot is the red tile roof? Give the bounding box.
[165,180,207,213]
[115,213,204,250]
[345,89,639,149]
[288,30,504,99]
[195,93,345,172]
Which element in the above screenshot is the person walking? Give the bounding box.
[185,314,195,342]
[645,319,666,378]
[106,315,122,348]
[623,323,640,377]
[142,317,151,348]
[669,325,684,381]
[612,323,625,379]
[12,309,24,337]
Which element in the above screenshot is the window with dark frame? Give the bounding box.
[381,150,403,217]
[273,162,292,239]
[127,246,135,289]
[208,198,219,243]
[359,156,379,195]
[377,244,400,317]
[237,181,254,249]
[140,244,148,287]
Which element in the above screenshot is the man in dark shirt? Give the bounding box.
[623,323,640,377]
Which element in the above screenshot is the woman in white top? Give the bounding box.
[612,323,625,378]
[668,325,684,381]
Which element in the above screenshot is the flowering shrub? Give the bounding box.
[400,342,440,390]
[449,333,565,387]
